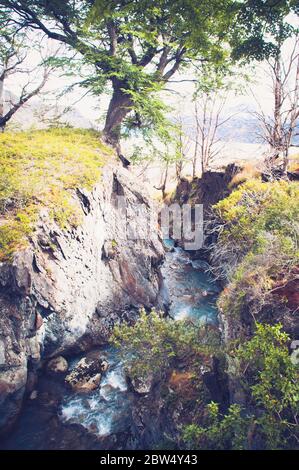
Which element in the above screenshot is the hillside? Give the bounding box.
[0,128,113,261]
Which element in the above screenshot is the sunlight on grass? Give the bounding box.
[0,128,114,261]
[288,153,299,173]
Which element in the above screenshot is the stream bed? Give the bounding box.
[0,243,220,450]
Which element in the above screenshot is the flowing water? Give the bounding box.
[60,347,132,437]
[161,242,220,323]
[0,242,220,450]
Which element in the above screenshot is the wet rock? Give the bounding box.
[0,164,165,433]
[65,357,103,393]
[47,356,69,376]
[129,374,153,395]
[0,367,27,437]
[100,359,109,373]
[0,340,5,365]
[26,370,38,394]
[35,312,43,330]
[29,390,38,400]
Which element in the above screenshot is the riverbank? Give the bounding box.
[0,243,221,450]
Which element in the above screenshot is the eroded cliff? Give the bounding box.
[0,162,165,433]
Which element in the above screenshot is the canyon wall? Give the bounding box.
[0,163,165,433]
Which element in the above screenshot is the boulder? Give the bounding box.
[100,359,109,373]
[129,374,153,395]
[65,357,105,393]
[47,356,69,376]
[29,390,38,400]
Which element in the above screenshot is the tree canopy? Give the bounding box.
[0,1,297,151]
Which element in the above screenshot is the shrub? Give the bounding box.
[214,179,299,266]
[183,324,299,450]
[111,308,219,381]
[183,402,248,450]
[211,179,299,318]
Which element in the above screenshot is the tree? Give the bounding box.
[191,62,251,177]
[253,33,299,173]
[111,308,217,380]
[174,115,191,181]
[192,81,235,176]
[0,0,297,154]
[0,19,51,131]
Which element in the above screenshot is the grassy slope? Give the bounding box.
[214,179,299,319]
[0,128,113,261]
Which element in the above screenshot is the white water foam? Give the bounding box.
[174,307,190,320]
[61,395,113,436]
[104,368,127,392]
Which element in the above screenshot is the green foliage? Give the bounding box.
[215,180,299,253]
[1,0,296,142]
[183,402,248,450]
[214,179,299,317]
[111,308,217,380]
[183,324,299,450]
[230,0,298,61]
[123,84,173,144]
[0,128,112,261]
[236,323,299,449]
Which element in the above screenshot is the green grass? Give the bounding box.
[0,127,114,261]
[288,153,299,173]
[214,179,299,318]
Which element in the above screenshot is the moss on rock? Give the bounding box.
[0,128,113,261]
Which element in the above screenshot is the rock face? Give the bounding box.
[0,163,165,433]
[173,164,241,211]
[65,356,108,393]
[46,356,69,376]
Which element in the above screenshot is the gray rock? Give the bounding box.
[0,340,5,365]
[100,359,109,373]
[0,163,165,433]
[29,390,38,400]
[46,356,69,376]
[65,357,102,393]
[130,375,153,395]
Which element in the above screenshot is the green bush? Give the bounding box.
[214,179,299,266]
[111,308,219,381]
[183,324,299,450]
[212,179,299,318]
[0,128,113,261]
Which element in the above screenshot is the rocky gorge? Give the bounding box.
[0,161,165,435]
[0,153,228,449]
[0,145,239,442]
[0,150,298,450]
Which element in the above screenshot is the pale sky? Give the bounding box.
[5,13,299,133]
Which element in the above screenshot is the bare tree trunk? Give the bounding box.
[0,73,5,132]
[273,53,283,156]
[283,51,299,172]
[255,35,299,175]
[154,162,169,199]
[193,102,200,179]
[161,163,169,199]
[103,80,132,155]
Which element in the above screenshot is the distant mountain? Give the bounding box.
[181,110,299,145]
[3,91,93,130]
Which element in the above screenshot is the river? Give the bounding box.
[0,243,220,450]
